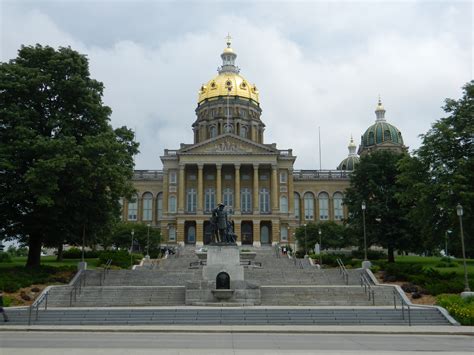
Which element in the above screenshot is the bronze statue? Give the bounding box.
[210,203,237,244]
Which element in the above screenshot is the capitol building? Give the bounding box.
[121,38,406,246]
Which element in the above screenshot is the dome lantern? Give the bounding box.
[218,34,240,75]
[375,96,386,122]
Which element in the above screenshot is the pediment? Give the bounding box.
[180,134,277,155]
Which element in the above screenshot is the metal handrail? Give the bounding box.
[336,258,349,285]
[359,272,375,305]
[27,288,50,325]
[69,269,86,306]
[100,259,113,285]
[391,287,412,326]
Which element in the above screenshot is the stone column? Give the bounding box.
[137,197,142,221]
[288,168,294,216]
[177,220,185,246]
[163,169,169,213]
[272,220,280,245]
[234,164,241,215]
[253,220,260,247]
[216,164,222,204]
[234,219,242,246]
[196,220,204,246]
[197,164,204,214]
[271,165,278,213]
[253,164,259,213]
[178,164,185,213]
[151,196,157,225]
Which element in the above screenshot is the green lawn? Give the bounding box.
[0,256,99,269]
[393,255,474,276]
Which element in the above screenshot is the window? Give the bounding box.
[210,125,217,138]
[168,226,176,242]
[224,123,233,133]
[260,174,268,181]
[294,192,300,219]
[304,192,314,220]
[157,193,163,219]
[240,125,248,138]
[186,188,197,213]
[223,188,233,207]
[168,195,177,213]
[279,171,287,183]
[259,188,270,213]
[169,171,177,184]
[334,192,344,221]
[384,130,391,141]
[188,174,196,181]
[280,195,288,213]
[205,188,216,212]
[280,226,288,242]
[127,194,138,221]
[319,192,329,220]
[142,192,153,221]
[368,132,375,145]
[241,188,252,213]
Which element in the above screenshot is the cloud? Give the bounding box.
[1,1,472,170]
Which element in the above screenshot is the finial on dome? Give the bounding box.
[375,95,386,121]
[226,33,232,48]
[348,135,357,155]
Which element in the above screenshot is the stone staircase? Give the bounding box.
[3,307,451,326]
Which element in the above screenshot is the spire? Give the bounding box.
[218,34,240,74]
[348,135,357,156]
[375,96,386,121]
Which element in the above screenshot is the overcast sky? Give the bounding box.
[1,0,472,170]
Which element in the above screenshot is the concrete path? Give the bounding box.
[0,331,473,354]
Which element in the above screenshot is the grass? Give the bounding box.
[394,255,474,276]
[0,256,99,269]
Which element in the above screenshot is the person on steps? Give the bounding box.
[0,290,9,322]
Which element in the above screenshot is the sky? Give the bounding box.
[1,0,472,170]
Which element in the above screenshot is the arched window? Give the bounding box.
[157,193,163,219]
[127,194,138,221]
[168,195,177,213]
[142,192,153,221]
[205,188,216,212]
[241,188,252,213]
[294,192,300,219]
[333,192,344,221]
[384,130,391,141]
[259,188,270,213]
[240,125,248,138]
[210,125,217,138]
[319,192,329,220]
[280,195,288,213]
[368,131,375,145]
[186,188,197,213]
[223,188,233,207]
[304,192,314,220]
[168,226,176,242]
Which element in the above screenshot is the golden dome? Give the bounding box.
[198,73,259,104]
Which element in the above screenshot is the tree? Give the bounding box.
[295,221,349,254]
[397,81,474,257]
[0,45,139,267]
[344,151,411,262]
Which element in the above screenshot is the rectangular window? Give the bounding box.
[241,188,252,213]
[186,189,197,213]
[169,171,177,184]
[168,226,176,242]
[205,188,216,212]
[280,226,288,242]
[279,171,287,183]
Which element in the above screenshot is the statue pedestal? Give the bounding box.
[203,245,243,281]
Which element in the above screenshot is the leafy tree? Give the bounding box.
[0,45,139,267]
[397,81,473,257]
[344,151,411,262]
[110,222,161,257]
[295,221,349,254]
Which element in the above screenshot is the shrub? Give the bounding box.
[2,296,12,307]
[62,247,99,259]
[97,250,142,269]
[436,294,474,326]
[383,263,424,281]
[0,252,12,263]
[351,250,387,260]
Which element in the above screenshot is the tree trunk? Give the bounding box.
[387,244,395,263]
[56,242,64,261]
[26,234,42,267]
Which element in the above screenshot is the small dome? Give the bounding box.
[337,156,360,171]
[361,121,404,148]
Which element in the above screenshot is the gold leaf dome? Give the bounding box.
[198,73,259,104]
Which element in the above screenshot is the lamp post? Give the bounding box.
[304,224,307,258]
[361,201,371,269]
[130,229,135,268]
[456,204,471,293]
[146,223,151,259]
[445,230,452,257]
[318,228,322,266]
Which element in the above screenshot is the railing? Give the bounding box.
[100,259,113,286]
[293,170,351,181]
[391,287,413,326]
[69,269,86,306]
[360,272,375,306]
[336,258,349,285]
[27,288,50,325]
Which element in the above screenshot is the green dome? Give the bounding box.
[337,155,360,170]
[361,121,404,148]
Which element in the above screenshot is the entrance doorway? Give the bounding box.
[260,222,272,245]
[241,221,253,245]
[185,222,196,244]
